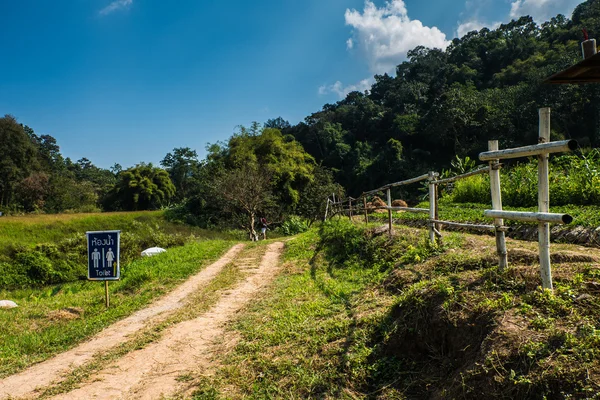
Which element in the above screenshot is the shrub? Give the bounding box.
[279,216,310,236]
[450,175,491,204]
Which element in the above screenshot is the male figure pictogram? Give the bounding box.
[92,248,101,269]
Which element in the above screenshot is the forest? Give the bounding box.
[2,0,600,230]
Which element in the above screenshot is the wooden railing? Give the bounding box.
[325,108,577,290]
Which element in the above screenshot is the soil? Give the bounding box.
[0,243,251,400]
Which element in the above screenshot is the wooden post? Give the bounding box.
[428,172,436,244]
[324,198,330,221]
[489,141,508,271]
[363,197,369,224]
[105,281,110,308]
[387,188,393,235]
[539,108,553,290]
[434,183,440,235]
[349,199,353,220]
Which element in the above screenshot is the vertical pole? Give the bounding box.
[539,108,553,290]
[489,141,508,271]
[324,198,330,221]
[386,188,393,235]
[105,281,110,308]
[349,199,353,220]
[434,182,440,234]
[428,172,436,244]
[331,193,336,217]
[363,197,369,224]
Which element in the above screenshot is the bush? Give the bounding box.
[448,151,600,207]
[279,216,310,236]
[450,175,491,204]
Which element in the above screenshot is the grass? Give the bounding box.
[186,220,600,399]
[0,239,235,377]
[35,243,266,398]
[366,200,600,228]
[0,211,209,248]
[0,210,245,288]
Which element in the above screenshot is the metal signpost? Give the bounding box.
[86,230,121,308]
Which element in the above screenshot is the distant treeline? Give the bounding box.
[0,116,341,236]
[3,0,600,223]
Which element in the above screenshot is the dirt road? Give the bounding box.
[0,241,285,400]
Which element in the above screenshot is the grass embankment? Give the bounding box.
[0,211,239,288]
[0,211,240,377]
[192,220,600,399]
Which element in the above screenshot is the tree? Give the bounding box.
[160,147,200,202]
[106,164,175,211]
[0,116,39,208]
[15,172,50,212]
[45,176,99,213]
[264,117,291,131]
[295,166,344,224]
[215,166,275,239]
[225,126,315,206]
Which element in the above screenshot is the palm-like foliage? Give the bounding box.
[112,164,175,210]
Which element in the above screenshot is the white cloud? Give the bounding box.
[509,0,580,23]
[318,79,372,99]
[344,0,450,74]
[346,38,354,50]
[99,0,133,16]
[456,20,501,38]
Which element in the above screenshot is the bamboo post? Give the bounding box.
[428,172,436,244]
[105,281,110,308]
[538,108,553,290]
[349,199,353,220]
[434,180,440,238]
[387,188,393,235]
[363,197,369,224]
[489,141,508,271]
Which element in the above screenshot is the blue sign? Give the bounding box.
[86,230,121,281]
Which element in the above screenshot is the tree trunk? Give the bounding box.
[249,213,258,241]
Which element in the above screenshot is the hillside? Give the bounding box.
[187,220,600,399]
[285,0,600,200]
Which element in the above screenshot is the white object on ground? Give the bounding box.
[0,300,18,309]
[141,247,167,257]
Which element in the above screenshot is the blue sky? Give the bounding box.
[0,0,582,169]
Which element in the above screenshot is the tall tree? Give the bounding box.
[160,147,201,202]
[0,116,38,208]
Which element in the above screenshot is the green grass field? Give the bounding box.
[0,239,236,377]
[0,211,244,288]
[0,210,242,377]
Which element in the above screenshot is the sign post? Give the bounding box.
[86,230,121,308]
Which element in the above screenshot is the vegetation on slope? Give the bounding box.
[0,211,237,288]
[191,220,600,399]
[0,239,234,377]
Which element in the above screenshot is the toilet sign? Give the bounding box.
[86,230,121,281]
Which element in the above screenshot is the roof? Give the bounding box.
[544,52,600,84]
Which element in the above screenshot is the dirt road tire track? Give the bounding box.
[0,243,246,400]
[48,241,285,400]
